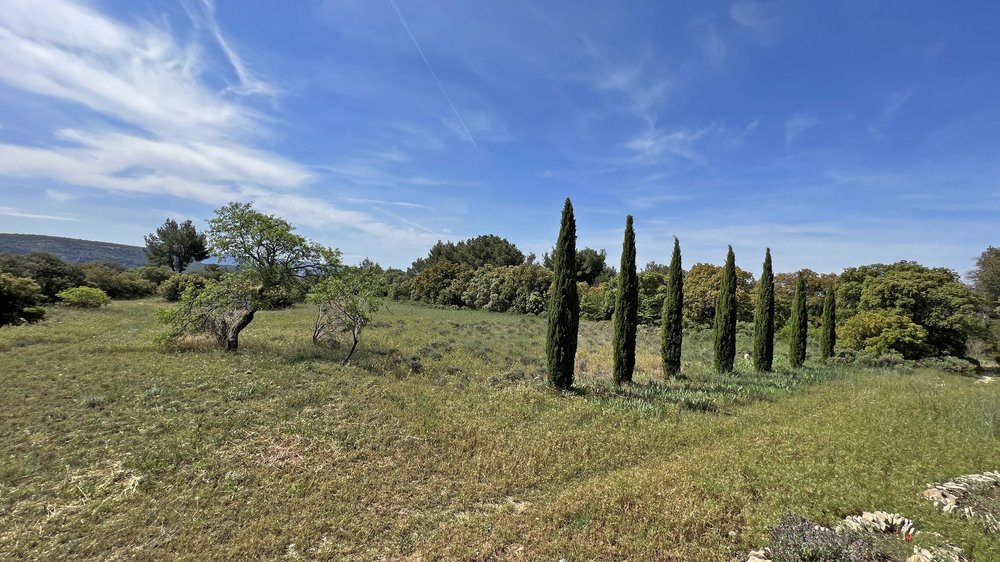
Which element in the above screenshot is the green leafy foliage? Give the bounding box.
[788,274,808,368]
[837,261,979,357]
[636,271,668,324]
[684,261,755,326]
[579,282,613,321]
[840,310,928,359]
[752,249,775,372]
[660,238,683,378]
[462,264,553,314]
[81,263,156,299]
[970,246,1000,313]
[612,215,638,384]
[544,247,613,285]
[158,274,210,302]
[820,287,837,359]
[411,261,475,306]
[144,218,209,272]
[132,265,175,287]
[845,263,978,357]
[156,274,264,348]
[0,272,46,326]
[0,251,85,301]
[410,234,526,274]
[713,247,738,373]
[56,286,110,308]
[159,202,340,351]
[773,269,838,329]
[546,198,579,389]
[308,266,386,364]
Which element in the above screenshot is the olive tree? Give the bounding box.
[158,202,340,351]
[308,266,386,364]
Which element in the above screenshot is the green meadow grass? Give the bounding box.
[1,299,997,560]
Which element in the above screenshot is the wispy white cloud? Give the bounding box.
[0,206,78,221]
[625,124,711,163]
[45,189,77,203]
[692,20,727,66]
[882,89,914,119]
[345,197,432,209]
[730,0,779,36]
[785,112,820,148]
[598,64,670,118]
[181,0,278,98]
[0,0,445,254]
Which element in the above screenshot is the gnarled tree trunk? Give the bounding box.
[222,308,256,352]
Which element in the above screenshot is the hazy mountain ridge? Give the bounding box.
[0,233,147,267]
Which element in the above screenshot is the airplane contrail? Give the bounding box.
[388,0,477,146]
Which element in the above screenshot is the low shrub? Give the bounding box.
[158,274,209,302]
[839,310,928,359]
[0,272,46,326]
[57,286,111,308]
[769,513,871,562]
[827,350,911,370]
[916,355,979,374]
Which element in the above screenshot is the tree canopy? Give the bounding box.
[144,218,209,273]
[411,235,526,273]
[837,261,979,357]
[161,202,340,352]
[544,247,612,285]
[970,246,1000,314]
[684,262,755,326]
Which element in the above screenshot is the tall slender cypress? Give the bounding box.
[612,216,638,384]
[752,248,775,372]
[546,198,580,389]
[713,246,738,373]
[661,237,683,378]
[789,273,808,368]
[820,286,836,359]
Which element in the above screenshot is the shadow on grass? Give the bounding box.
[576,368,855,416]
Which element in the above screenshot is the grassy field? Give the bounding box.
[1,299,998,561]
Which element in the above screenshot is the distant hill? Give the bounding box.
[0,233,148,267]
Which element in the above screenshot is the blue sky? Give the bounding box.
[0,0,998,274]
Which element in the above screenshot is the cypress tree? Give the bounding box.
[820,286,836,359]
[660,237,683,378]
[789,273,808,368]
[613,215,638,384]
[546,198,580,389]
[752,248,775,372]
[713,246,737,373]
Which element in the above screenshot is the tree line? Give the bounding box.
[2,199,995,378]
[541,198,988,389]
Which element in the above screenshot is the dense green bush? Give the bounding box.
[57,286,111,308]
[837,261,979,357]
[637,271,667,324]
[0,251,85,301]
[82,263,156,299]
[158,274,210,302]
[684,262,754,326]
[840,310,928,359]
[410,234,526,274]
[826,349,912,370]
[0,272,46,326]
[916,355,978,374]
[579,282,613,321]
[410,261,475,306]
[467,264,552,314]
[133,265,175,287]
